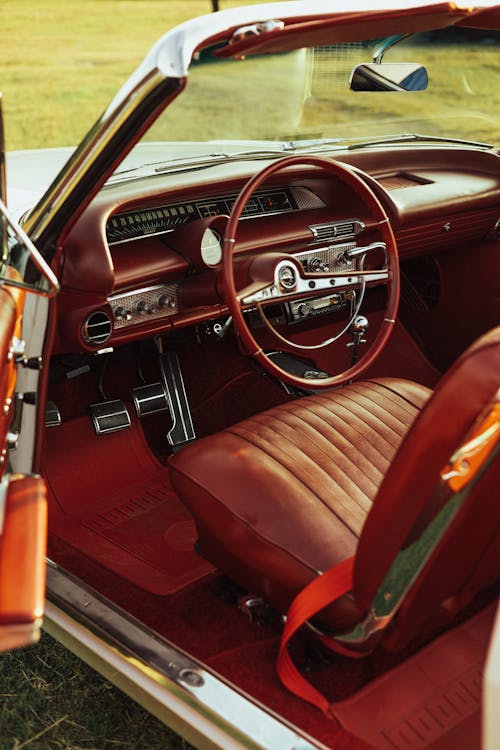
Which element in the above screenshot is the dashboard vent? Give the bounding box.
[82,311,112,345]
[309,219,363,243]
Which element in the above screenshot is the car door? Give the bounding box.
[0,99,56,651]
[0,274,48,652]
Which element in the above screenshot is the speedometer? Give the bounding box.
[200,228,223,267]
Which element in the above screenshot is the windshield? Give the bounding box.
[128,26,499,164]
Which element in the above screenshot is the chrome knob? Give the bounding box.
[351,315,369,333]
[114,306,132,321]
[309,257,330,273]
[297,303,311,318]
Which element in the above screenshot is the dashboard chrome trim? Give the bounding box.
[294,241,357,273]
[108,283,179,329]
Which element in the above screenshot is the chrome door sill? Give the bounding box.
[45,561,322,750]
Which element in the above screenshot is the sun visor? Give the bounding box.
[215,3,493,58]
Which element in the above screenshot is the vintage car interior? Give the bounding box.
[44,141,500,747]
[2,3,499,749]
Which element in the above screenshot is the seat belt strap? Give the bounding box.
[277,555,355,715]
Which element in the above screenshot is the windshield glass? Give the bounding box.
[129,26,499,163]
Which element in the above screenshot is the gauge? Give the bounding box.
[200,228,223,267]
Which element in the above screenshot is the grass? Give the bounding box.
[0,0,262,151]
[0,632,192,750]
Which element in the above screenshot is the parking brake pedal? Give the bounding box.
[158,352,196,449]
[89,399,131,436]
[131,382,169,418]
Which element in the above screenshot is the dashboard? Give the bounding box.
[54,145,500,355]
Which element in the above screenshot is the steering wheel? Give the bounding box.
[222,155,400,389]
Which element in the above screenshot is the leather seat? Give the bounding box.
[170,327,500,651]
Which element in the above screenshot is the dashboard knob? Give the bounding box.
[157,294,170,309]
[297,303,311,318]
[136,300,147,313]
[145,304,155,315]
[114,306,133,321]
[309,257,330,273]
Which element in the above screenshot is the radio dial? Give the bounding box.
[297,302,312,318]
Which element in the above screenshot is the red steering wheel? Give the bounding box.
[222,155,400,389]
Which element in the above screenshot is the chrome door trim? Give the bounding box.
[45,562,323,750]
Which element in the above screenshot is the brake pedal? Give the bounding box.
[89,399,131,436]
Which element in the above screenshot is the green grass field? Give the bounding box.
[0,633,191,750]
[1,0,262,151]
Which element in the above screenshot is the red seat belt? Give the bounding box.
[277,555,356,715]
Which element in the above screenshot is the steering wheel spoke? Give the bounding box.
[241,268,388,306]
[237,280,277,305]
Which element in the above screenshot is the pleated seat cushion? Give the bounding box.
[170,377,431,630]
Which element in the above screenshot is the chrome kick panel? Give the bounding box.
[294,241,357,274]
[108,283,179,329]
[287,290,354,322]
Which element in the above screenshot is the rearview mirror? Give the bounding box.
[350,62,428,92]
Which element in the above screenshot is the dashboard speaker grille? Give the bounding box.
[401,258,441,312]
[83,311,112,345]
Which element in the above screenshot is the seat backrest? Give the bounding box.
[354,326,500,650]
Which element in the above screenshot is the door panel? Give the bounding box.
[0,281,48,652]
[0,475,47,650]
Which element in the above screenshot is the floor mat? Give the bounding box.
[44,415,214,594]
[333,604,496,750]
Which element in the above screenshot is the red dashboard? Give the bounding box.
[54,145,500,354]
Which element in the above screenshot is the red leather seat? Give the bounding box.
[170,327,500,651]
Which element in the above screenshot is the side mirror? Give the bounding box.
[350,62,428,92]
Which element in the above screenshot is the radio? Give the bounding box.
[287,291,354,323]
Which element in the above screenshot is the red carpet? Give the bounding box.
[44,415,214,594]
[333,605,496,750]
